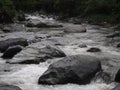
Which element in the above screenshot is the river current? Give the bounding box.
[0,15,120,90]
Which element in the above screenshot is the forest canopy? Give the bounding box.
[0,0,120,23]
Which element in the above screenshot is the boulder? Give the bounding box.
[115,69,120,83]
[8,57,43,64]
[92,71,111,83]
[0,84,22,90]
[26,19,63,28]
[17,13,26,21]
[78,44,87,48]
[68,18,82,24]
[1,45,22,59]
[117,43,120,48]
[8,45,66,64]
[0,29,3,34]
[111,84,120,90]
[38,55,101,85]
[106,32,120,39]
[0,38,28,53]
[87,47,101,52]
[39,45,66,58]
[64,24,87,33]
[2,24,26,33]
[25,20,47,27]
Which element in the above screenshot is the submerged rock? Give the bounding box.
[115,69,120,83]
[0,38,28,53]
[64,24,87,33]
[87,47,101,52]
[1,45,22,59]
[38,55,101,85]
[0,84,22,90]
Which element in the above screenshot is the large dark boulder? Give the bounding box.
[0,38,28,53]
[38,55,101,85]
[87,47,101,52]
[115,69,120,83]
[0,84,22,90]
[111,84,120,90]
[1,45,22,59]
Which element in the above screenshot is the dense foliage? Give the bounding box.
[0,0,120,23]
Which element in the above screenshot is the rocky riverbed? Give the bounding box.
[0,14,120,90]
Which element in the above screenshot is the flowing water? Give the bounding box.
[0,15,120,90]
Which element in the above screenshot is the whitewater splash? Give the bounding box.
[0,62,115,90]
[26,14,56,24]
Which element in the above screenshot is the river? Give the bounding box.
[0,14,120,90]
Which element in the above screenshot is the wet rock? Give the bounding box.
[39,45,66,58]
[1,45,22,59]
[111,84,120,90]
[87,47,101,52]
[0,84,22,90]
[0,24,4,33]
[25,20,46,27]
[93,71,111,83]
[54,43,63,46]
[64,24,87,33]
[17,13,26,21]
[8,45,66,64]
[2,24,26,33]
[0,38,28,53]
[38,55,101,85]
[78,44,87,48]
[8,57,43,64]
[2,26,12,33]
[106,32,120,39]
[26,19,63,28]
[115,69,120,83]
[117,43,120,48]
[69,18,82,24]
[0,29,3,33]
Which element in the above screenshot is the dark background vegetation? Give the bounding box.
[0,0,120,24]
